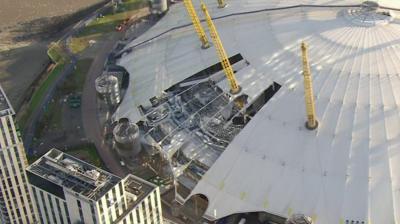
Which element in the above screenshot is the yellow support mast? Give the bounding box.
[183,0,210,49]
[201,2,241,94]
[217,0,227,8]
[301,42,318,130]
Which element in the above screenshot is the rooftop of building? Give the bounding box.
[27,148,121,201]
[123,174,156,200]
[114,174,158,223]
[0,85,14,117]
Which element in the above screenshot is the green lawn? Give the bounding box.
[69,0,147,53]
[67,144,103,168]
[69,37,94,54]
[27,154,39,165]
[31,63,65,109]
[35,96,63,138]
[48,42,69,63]
[27,144,103,167]
[122,0,148,11]
[60,58,93,93]
[19,52,90,129]
[18,63,66,128]
[34,58,93,138]
[78,0,147,37]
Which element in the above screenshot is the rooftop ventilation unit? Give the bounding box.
[345,1,394,26]
[285,214,313,224]
[151,0,168,15]
[113,120,142,158]
[95,74,121,106]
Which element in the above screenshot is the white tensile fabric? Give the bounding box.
[116,1,400,223]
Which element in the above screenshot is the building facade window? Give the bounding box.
[55,198,64,224]
[90,203,97,224]
[77,200,84,223]
[48,194,57,224]
[64,202,71,224]
[40,191,50,223]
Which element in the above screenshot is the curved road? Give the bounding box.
[81,8,152,178]
[81,37,127,177]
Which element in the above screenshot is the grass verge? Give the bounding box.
[34,58,93,138]
[68,0,147,53]
[69,37,93,54]
[27,144,103,167]
[18,63,66,128]
[48,42,69,63]
[61,58,93,93]
[67,144,103,168]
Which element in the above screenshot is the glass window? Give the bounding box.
[77,200,84,223]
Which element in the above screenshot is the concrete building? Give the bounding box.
[0,86,37,223]
[115,174,164,224]
[26,148,163,224]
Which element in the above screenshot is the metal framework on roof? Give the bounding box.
[115,1,400,223]
[28,149,121,201]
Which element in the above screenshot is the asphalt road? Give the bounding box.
[81,37,127,177]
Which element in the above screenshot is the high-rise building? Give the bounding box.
[116,174,163,224]
[26,148,163,224]
[0,86,37,223]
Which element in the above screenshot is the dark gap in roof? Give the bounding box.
[165,53,245,92]
[231,82,281,125]
[246,82,281,117]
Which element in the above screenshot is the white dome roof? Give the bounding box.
[116,1,400,223]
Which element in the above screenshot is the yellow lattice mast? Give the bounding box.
[201,2,241,94]
[217,0,227,8]
[301,42,318,130]
[183,0,210,49]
